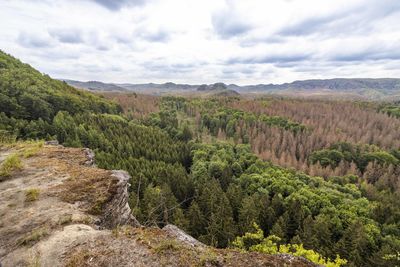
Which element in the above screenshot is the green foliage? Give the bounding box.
[50,111,192,226]
[154,97,307,144]
[310,141,400,172]
[199,106,306,141]
[0,129,16,144]
[0,51,121,122]
[309,149,344,168]
[184,141,398,266]
[379,102,400,118]
[144,97,194,142]
[233,223,347,267]
[0,51,121,140]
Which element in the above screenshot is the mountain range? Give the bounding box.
[62,78,400,99]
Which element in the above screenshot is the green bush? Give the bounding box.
[232,223,347,267]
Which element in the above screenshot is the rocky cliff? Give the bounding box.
[0,142,316,267]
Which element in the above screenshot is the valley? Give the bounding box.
[1,51,400,266]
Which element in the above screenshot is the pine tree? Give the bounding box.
[186,201,206,237]
[238,195,260,234]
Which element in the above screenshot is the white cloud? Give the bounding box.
[0,0,399,84]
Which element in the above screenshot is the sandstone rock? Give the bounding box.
[44,140,59,145]
[98,170,140,228]
[163,224,205,248]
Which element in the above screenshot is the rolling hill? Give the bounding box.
[61,79,127,92]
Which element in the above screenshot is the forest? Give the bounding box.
[1,51,400,266]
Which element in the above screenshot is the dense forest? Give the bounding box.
[1,51,400,266]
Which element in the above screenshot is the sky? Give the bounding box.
[1,0,400,85]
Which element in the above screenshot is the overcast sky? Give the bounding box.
[1,0,400,84]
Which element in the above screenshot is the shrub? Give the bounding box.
[232,223,347,267]
[0,130,17,144]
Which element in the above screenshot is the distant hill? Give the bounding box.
[117,82,198,92]
[196,83,240,96]
[197,82,228,91]
[231,78,400,99]
[213,89,240,97]
[62,79,127,91]
[62,78,400,99]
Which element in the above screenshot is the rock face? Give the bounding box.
[99,170,140,228]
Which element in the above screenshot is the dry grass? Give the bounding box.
[58,169,118,215]
[25,188,40,202]
[65,249,93,267]
[58,214,73,225]
[153,239,183,254]
[0,153,23,178]
[27,252,41,267]
[18,227,49,246]
[62,226,315,267]
[0,141,43,180]
[22,141,44,158]
[31,146,119,215]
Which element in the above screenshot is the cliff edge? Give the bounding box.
[0,142,316,267]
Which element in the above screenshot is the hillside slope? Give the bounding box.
[0,142,315,267]
[0,51,120,123]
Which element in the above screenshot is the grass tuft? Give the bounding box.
[25,188,40,202]
[18,227,48,246]
[0,153,23,179]
[22,141,44,158]
[154,239,182,254]
[58,214,73,225]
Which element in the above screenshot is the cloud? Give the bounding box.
[211,3,252,39]
[227,53,311,65]
[48,28,83,44]
[331,48,400,62]
[17,32,53,48]
[139,29,170,42]
[112,31,134,44]
[278,15,339,37]
[212,15,252,39]
[143,60,199,75]
[2,0,400,84]
[90,0,145,11]
[277,0,400,38]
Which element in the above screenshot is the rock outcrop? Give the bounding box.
[99,170,140,228]
[163,224,205,248]
[0,143,316,267]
